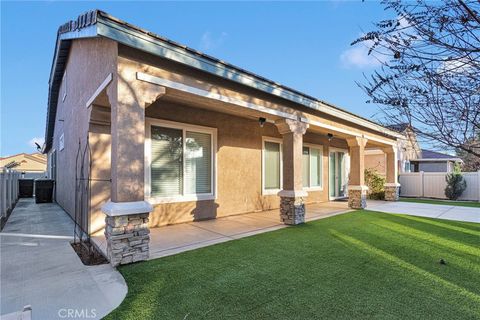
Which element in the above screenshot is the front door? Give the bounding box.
[329,151,346,199]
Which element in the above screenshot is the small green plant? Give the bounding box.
[444,164,467,200]
[364,168,386,200]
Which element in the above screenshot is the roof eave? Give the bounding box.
[44,23,98,153]
[95,12,402,140]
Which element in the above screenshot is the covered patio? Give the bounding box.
[92,201,350,260]
[87,63,402,266]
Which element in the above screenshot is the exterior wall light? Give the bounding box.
[327,133,333,141]
[259,117,266,127]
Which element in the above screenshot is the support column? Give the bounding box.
[275,119,309,225]
[384,145,400,201]
[347,137,368,209]
[102,72,165,266]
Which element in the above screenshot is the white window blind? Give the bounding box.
[310,147,322,187]
[302,147,310,187]
[302,146,323,189]
[185,131,212,194]
[150,124,214,199]
[151,126,183,197]
[264,141,281,190]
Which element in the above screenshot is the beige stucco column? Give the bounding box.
[275,119,309,225]
[346,137,368,209]
[102,72,165,266]
[383,145,400,201]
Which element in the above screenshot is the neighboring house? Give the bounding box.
[43,11,402,265]
[365,123,462,174]
[365,123,421,175]
[410,149,463,173]
[0,153,47,178]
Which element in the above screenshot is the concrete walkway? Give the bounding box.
[367,200,480,223]
[0,199,126,320]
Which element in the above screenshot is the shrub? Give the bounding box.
[445,164,467,200]
[365,168,386,200]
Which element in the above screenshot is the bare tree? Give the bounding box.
[354,0,480,157]
[457,134,480,170]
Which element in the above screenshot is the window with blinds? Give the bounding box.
[151,126,183,197]
[185,131,212,194]
[264,141,281,190]
[302,146,323,188]
[149,123,214,199]
[302,147,310,187]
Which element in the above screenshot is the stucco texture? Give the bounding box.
[49,37,117,233]
[144,101,343,227]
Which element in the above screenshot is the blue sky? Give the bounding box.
[1,1,392,156]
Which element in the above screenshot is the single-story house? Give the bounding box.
[410,149,463,172]
[43,10,402,265]
[0,153,47,178]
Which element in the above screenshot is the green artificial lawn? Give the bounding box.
[106,211,480,320]
[400,197,480,208]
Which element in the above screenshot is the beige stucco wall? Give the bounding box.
[49,38,117,232]
[365,153,386,175]
[143,101,341,227]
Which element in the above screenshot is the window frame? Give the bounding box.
[62,70,67,102]
[145,118,217,204]
[261,137,283,195]
[303,143,324,191]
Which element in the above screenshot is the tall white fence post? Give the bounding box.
[1,168,6,218]
[0,168,21,221]
[478,170,480,203]
[13,172,18,201]
[6,170,11,211]
[420,171,424,198]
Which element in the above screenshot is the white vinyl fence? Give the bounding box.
[399,171,480,201]
[1,168,20,220]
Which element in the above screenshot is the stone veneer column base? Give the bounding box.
[280,196,306,225]
[384,184,400,201]
[102,200,153,267]
[105,213,150,266]
[348,186,368,209]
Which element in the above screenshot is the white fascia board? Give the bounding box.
[49,25,98,85]
[137,72,397,146]
[136,72,298,121]
[303,118,396,146]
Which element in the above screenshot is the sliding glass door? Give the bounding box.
[329,150,346,199]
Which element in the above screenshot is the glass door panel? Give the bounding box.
[329,151,346,199]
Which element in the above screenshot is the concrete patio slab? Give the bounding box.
[1,199,127,320]
[367,200,480,223]
[91,201,352,260]
[132,202,351,260]
[436,206,480,223]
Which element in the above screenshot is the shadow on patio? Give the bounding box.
[92,201,350,260]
